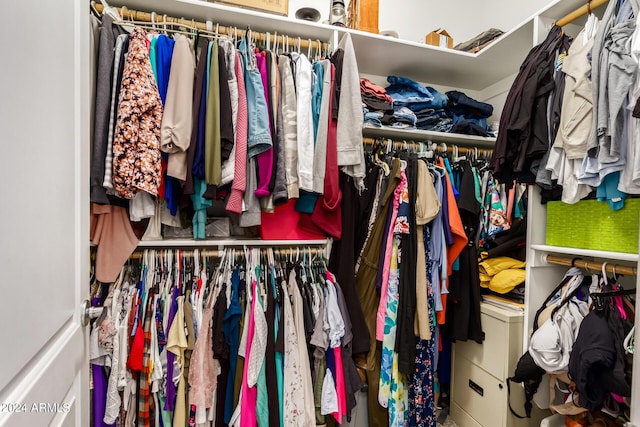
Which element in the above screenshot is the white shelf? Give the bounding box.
[362,126,496,148]
[109,0,583,91]
[136,238,329,247]
[530,244,640,263]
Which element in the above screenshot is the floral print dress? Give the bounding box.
[112,27,163,199]
[408,225,437,427]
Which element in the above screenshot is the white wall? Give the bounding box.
[379,0,554,45]
[289,0,554,46]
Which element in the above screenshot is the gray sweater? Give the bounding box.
[91,14,125,204]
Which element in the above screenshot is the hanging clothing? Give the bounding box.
[112,27,163,199]
[226,51,249,214]
[161,34,195,181]
[491,25,565,184]
[355,158,401,427]
[91,13,126,204]
[335,33,366,190]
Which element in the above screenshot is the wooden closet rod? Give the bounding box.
[362,137,494,156]
[93,3,328,51]
[544,254,637,277]
[556,0,609,27]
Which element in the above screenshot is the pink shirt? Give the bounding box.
[332,347,347,423]
[375,173,406,341]
[240,281,258,427]
[226,52,248,214]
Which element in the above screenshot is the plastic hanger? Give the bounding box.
[98,0,122,21]
[329,30,339,55]
[624,326,635,354]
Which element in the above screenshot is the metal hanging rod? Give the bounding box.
[556,0,609,27]
[544,254,637,277]
[127,246,327,260]
[93,3,327,51]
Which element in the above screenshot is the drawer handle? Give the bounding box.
[469,379,484,397]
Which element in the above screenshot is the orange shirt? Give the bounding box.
[436,158,468,324]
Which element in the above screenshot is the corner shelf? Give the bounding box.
[362,126,496,148]
[109,0,585,91]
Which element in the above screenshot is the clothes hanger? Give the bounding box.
[624,326,635,354]
[591,288,637,310]
[90,1,102,18]
[98,0,121,21]
[371,138,391,176]
[329,30,339,56]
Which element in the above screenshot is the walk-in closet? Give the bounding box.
[0,0,639,426]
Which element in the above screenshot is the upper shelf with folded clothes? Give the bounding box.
[107,0,594,91]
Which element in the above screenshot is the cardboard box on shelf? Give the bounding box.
[208,0,288,16]
[425,28,453,49]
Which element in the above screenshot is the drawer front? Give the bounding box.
[455,311,508,379]
[450,402,482,427]
[452,357,507,427]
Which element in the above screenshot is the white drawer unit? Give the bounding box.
[451,302,549,427]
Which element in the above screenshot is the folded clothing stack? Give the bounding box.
[385,75,450,131]
[360,78,393,128]
[446,90,495,137]
[361,75,496,136]
[360,77,393,110]
[478,256,526,294]
[454,28,504,53]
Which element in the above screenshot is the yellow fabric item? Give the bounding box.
[479,257,526,294]
[488,269,526,294]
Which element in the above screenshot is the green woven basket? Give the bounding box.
[546,199,640,254]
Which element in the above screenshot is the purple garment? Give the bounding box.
[257,52,273,135]
[92,364,115,427]
[254,53,273,198]
[326,344,337,382]
[440,169,454,246]
[164,287,180,411]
